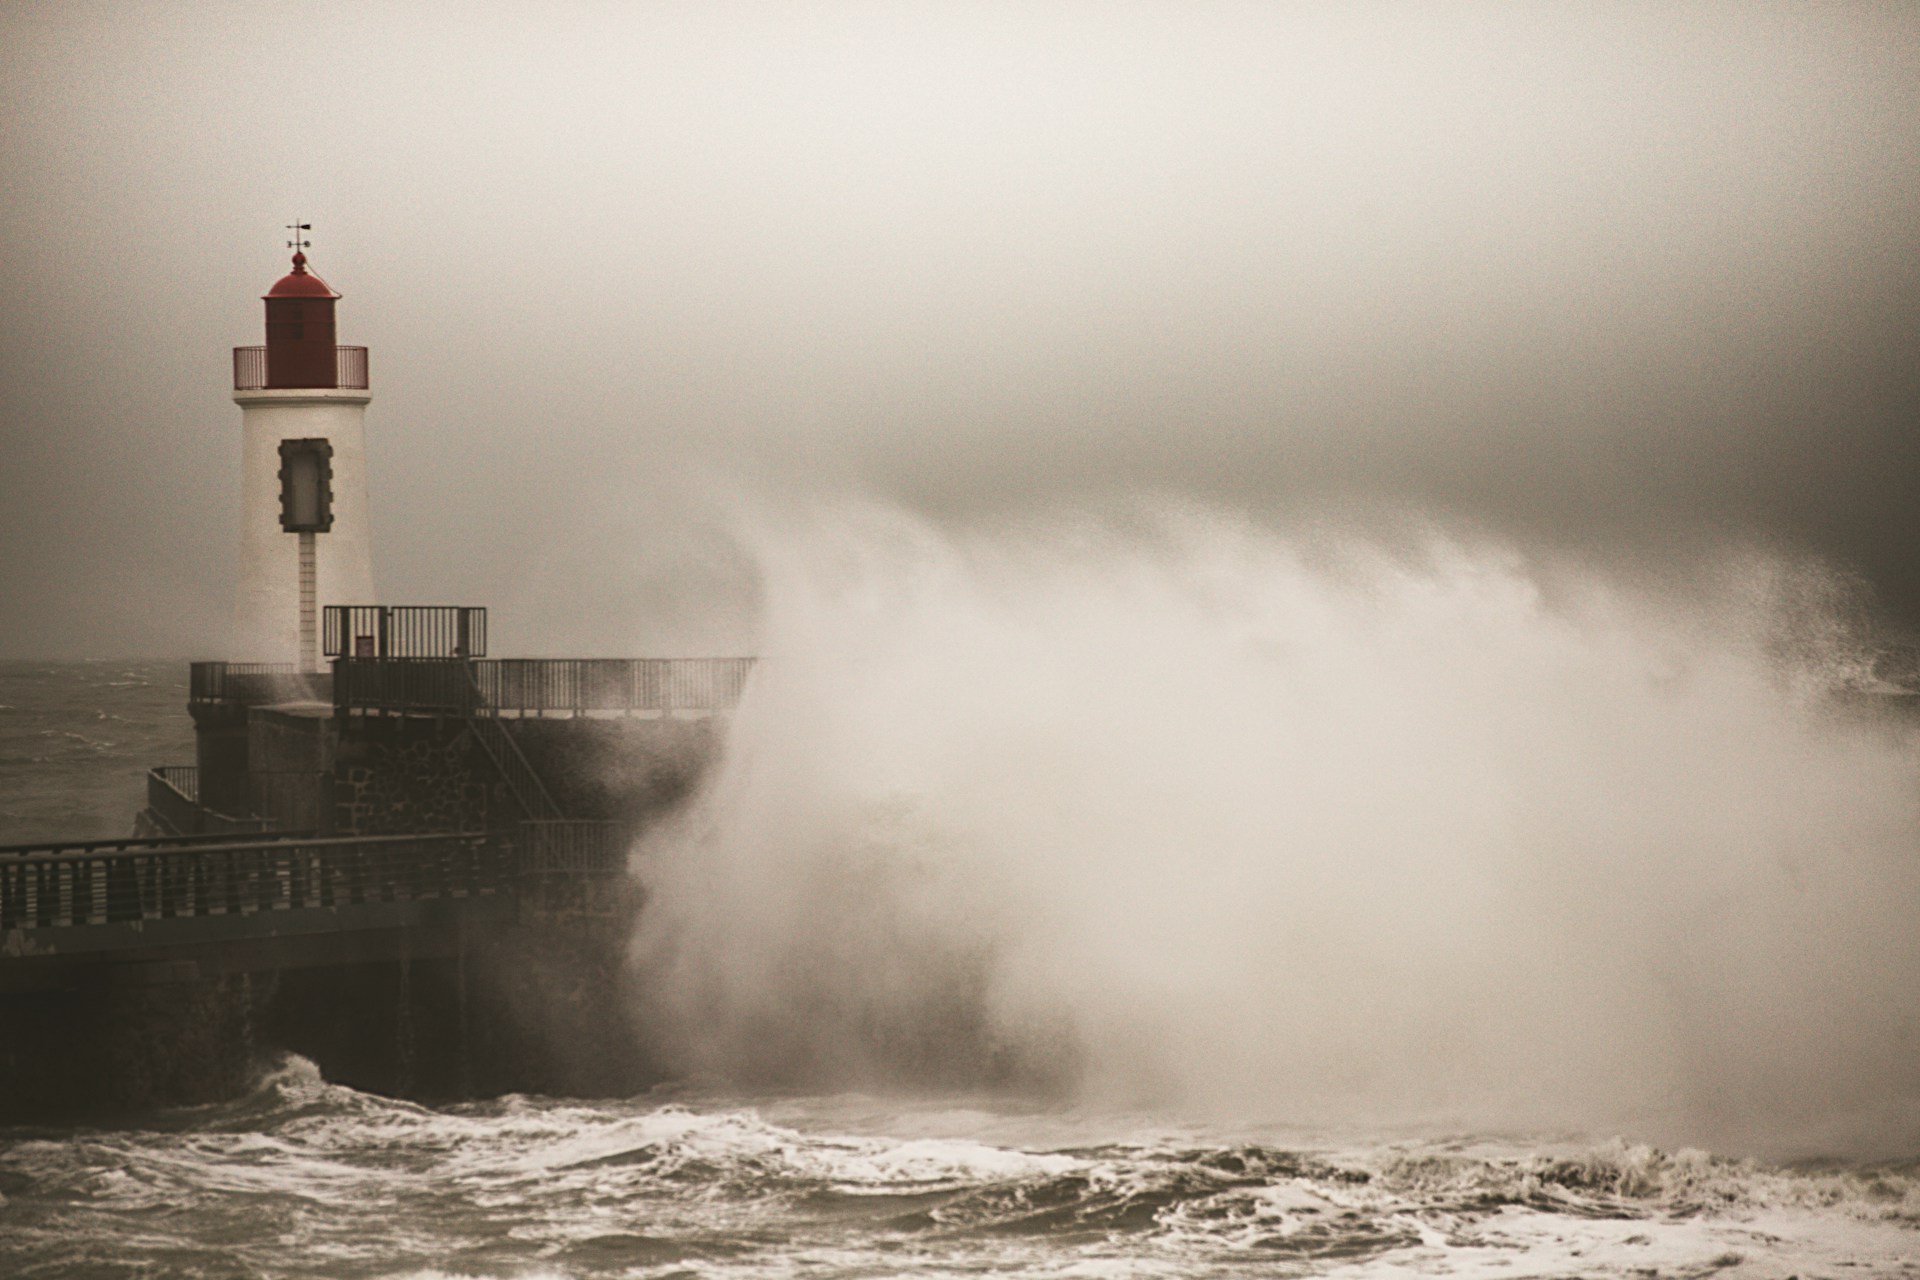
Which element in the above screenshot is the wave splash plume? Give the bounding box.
[632,502,1920,1158]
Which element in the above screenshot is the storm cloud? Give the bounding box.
[1,3,1916,656]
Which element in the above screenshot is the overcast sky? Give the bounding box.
[1,2,1916,658]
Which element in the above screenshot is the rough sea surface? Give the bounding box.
[3,662,1919,1277]
[0,660,194,846]
[3,1057,1919,1279]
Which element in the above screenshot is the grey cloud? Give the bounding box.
[1,2,1915,655]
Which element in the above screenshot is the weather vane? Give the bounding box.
[286,221,312,252]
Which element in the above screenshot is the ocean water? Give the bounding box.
[3,658,1920,1276]
[0,660,194,846]
[2,1056,1919,1279]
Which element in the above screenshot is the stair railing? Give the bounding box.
[460,666,564,822]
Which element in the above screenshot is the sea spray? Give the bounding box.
[629,502,1920,1158]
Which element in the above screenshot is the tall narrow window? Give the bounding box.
[277,438,334,532]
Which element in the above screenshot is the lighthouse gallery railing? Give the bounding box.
[233,345,368,391]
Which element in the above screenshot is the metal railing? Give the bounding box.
[518,820,631,916]
[147,766,201,835]
[332,658,474,713]
[475,658,756,715]
[190,662,330,708]
[475,658,757,715]
[232,345,368,391]
[333,657,756,717]
[323,606,487,659]
[466,709,563,822]
[147,766,273,837]
[153,765,198,804]
[336,345,368,389]
[0,830,310,859]
[519,820,626,874]
[0,832,501,930]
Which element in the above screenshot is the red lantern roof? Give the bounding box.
[264,251,339,299]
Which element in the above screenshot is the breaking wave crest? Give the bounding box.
[2,1061,1917,1277]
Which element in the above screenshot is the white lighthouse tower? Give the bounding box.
[232,236,376,669]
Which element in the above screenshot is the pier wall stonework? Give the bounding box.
[513,715,723,823]
[0,932,646,1119]
[332,718,489,835]
[0,975,276,1118]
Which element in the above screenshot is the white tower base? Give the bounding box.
[233,388,376,668]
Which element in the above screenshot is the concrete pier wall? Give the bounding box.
[0,916,649,1119]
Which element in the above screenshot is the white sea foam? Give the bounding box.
[6,1077,1919,1276]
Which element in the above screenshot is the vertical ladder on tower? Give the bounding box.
[297,531,318,672]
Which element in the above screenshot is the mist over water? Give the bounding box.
[632,502,1920,1160]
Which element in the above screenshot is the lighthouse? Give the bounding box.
[231,236,376,670]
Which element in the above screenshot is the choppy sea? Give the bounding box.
[2,661,1918,1278]
[0,660,194,846]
